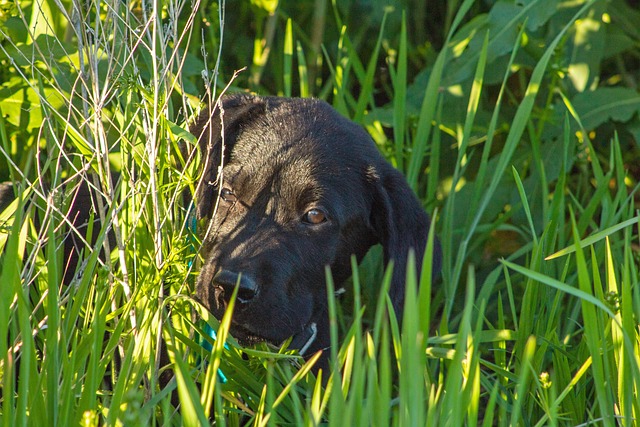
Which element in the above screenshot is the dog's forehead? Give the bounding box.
[229,102,374,181]
[222,100,377,214]
[225,135,360,200]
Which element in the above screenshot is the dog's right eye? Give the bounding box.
[302,208,327,225]
[220,188,237,203]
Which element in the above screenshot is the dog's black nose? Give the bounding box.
[213,270,259,303]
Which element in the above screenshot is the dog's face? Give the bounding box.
[191,95,440,355]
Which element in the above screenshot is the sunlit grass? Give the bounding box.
[1,0,639,425]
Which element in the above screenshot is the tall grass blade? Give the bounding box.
[512,166,538,245]
[353,12,387,123]
[296,41,309,98]
[570,209,615,426]
[406,0,476,187]
[392,13,408,171]
[545,215,640,260]
[283,19,293,97]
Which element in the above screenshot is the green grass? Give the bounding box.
[1,0,639,425]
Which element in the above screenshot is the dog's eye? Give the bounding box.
[302,208,327,225]
[220,188,237,203]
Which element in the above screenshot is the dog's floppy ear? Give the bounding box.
[192,95,267,219]
[369,164,442,315]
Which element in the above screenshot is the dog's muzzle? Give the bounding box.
[287,288,345,356]
[289,322,318,356]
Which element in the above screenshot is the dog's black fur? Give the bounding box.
[189,94,441,358]
[0,94,441,375]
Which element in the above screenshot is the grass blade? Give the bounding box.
[545,215,640,260]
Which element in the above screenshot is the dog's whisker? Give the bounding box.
[296,322,318,356]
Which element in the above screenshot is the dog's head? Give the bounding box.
[191,95,441,355]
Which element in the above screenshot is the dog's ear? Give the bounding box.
[192,95,267,219]
[369,164,442,315]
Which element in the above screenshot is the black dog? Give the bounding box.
[0,95,441,373]
[189,94,441,359]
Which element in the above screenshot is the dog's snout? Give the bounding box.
[213,270,259,303]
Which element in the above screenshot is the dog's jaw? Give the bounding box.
[288,322,318,355]
[226,317,319,354]
[203,279,318,350]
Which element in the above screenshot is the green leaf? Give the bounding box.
[545,215,640,260]
[443,0,559,86]
[501,260,616,319]
[0,77,66,130]
[165,118,197,145]
[251,0,278,14]
[568,87,640,130]
[565,3,607,91]
[283,19,293,98]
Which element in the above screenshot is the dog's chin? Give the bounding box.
[208,288,318,353]
[229,325,267,346]
[223,319,284,346]
[228,321,318,355]
[205,293,321,357]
